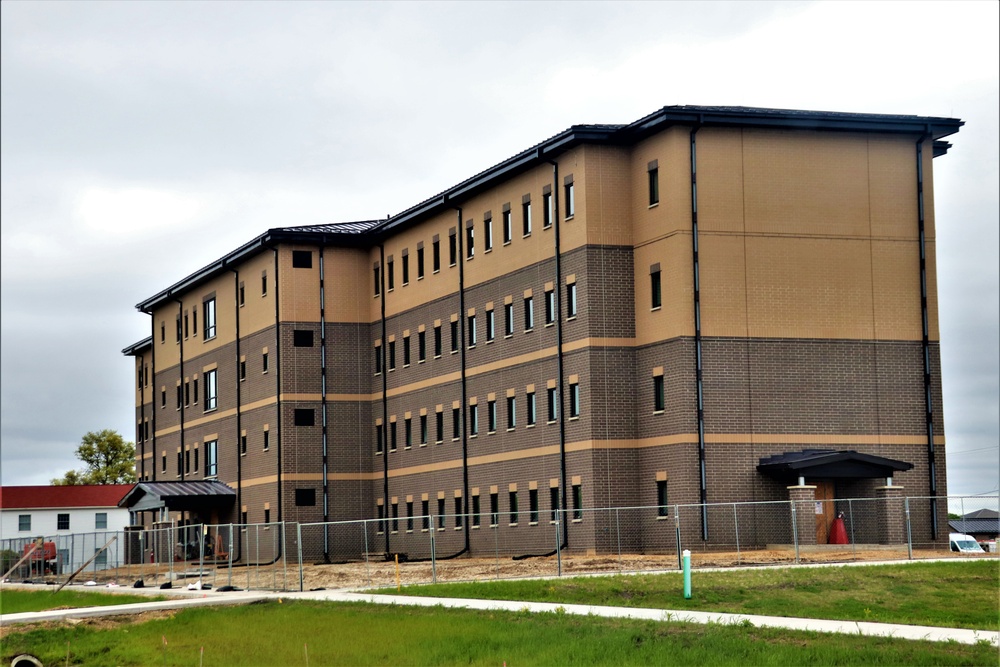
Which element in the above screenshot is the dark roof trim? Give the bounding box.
[122,336,153,356]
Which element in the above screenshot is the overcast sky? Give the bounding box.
[2,1,997,505]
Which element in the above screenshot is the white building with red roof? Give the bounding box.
[0,485,134,574]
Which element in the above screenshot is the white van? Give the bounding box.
[949,532,984,553]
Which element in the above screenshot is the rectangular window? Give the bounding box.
[550,487,560,523]
[418,330,427,362]
[239,282,245,307]
[193,378,199,403]
[434,325,442,357]
[543,191,553,228]
[391,503,399,533]
[176,385,182,409]
[569,382,580,418]
[293,489,315,507]
[472,495,481,527]
[261,271,267,296]
[504,303,514,336]
[466,225,474,259]
[262,351,269,373]
[402,254,410,284]
[524,296,534,330]
[176,317,181,343]
[452,407,461,440]
[390,421,397,451]
[565,181,575,218]
[205,369,218,411]
[241,433,247,455]
[292,250,312,268]
[295,408,315,426]
[376,423,383,454]
[184,312,189,339]
[547,386,558,422]
[161,389,166,408]
[490,492,499,527]
[486,309,495,341]
[388,340,396,370]
[648,164,659,206]
[177,451,182,475]
[455,497,464,528]
[185,448,191,474]
[184,381,190,406]
[377,504,385,534]
[420,414,428,445]
[374,344,382,374]
[468,315,477,347]
[566,283,577,318]
[529,489,539,524]
[654,375,665,412]
[263,429,270,451]
[417,246,425,279]
[526,391,536,426]
[57,513,70,530]
[194,446,199,472]
[509,491,518,524]
[436,410,444,443]
[162,453,167,472]
[264,508,271,524]
[449,231,457,266]
[387,258,395,290]
[18,514,30,531]
[433,239,441,272]
[206,439,218,477]
[293,330,314,347]
[507,395,516,429]
[573,484,583,520]
[161,322,166,343]
[488,400,497,433]
[403,335,411,366]
[545,290,555,325]
[404,418,412,448]
[422,499,430,531]
[95,512,108,530]
[657,480,669,517]
[450,320,459,353]
[438,498,446,529]
[406,501,413,532]
[483,216,493,251]
[522,199,532,236]
[651,269,662,309]
[240,360,247,380]
[469,404,479,436]
[373,264,381,296]
[502,209,512,244]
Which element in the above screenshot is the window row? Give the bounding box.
[374,177,576,296]
[374,284,578,374]
[374,382,581,454]
[16,512,108,532]
[376,481,583,534]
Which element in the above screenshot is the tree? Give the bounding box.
[51,429,137,485]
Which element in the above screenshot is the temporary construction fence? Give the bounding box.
[2,495,995,593]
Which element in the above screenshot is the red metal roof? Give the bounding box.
[0,485,134,510]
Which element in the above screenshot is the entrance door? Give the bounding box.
[814,481,836,544]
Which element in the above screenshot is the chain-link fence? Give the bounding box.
[4,495,995,592]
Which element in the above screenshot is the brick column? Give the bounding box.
[787,485,817,546]
[875,485,906,545]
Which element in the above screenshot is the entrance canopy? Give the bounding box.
[757,449,913,482]
[118,481,236,513]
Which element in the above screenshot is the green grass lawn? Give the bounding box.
[387,561,1000,630]
[1,588,165,615]
[2,599,995,667]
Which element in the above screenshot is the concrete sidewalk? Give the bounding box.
[3,584,997,648]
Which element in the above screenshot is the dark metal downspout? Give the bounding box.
[229,267,243,563]
[150,317,157,483]
[454,206,471,554]
[319,249,330,559]
[549,161,569,549]
[690,123,709,541]
[378,243,390,554]
[273,248,283,533]
[916,130,938,539]
[176,299,185,483]
[138,357,145,482]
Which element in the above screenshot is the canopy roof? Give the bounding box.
[118,481,236,513]
[757,449,913,482]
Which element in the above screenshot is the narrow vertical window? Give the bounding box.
[405,417,412,448]
[566,283,577,318]
[452,407,461,440]
[526,391,536,426]
[469,404,479,436]
[434,325,442,357]
[522,196,532,236]
[377,505,385,534]
[502,207,512,244]
[524,296,534,330]
[391,503,399,533]
[450,320,459,353]
[263,428,270,451]
[569,382,580,418]
[654,375,665,412]
[436,410,444,443]
[490,492,499,527]
[390,421,397,451]
[507,395,516,429]
[403,335,411,366]
[564,177,575,218]
[455,497,463,528]
[468,315,477,347]
[261,271,267,296]
[420,414,428,445]
[375,423,383,454]
[543,190,552,228]
[550,487,560,523]
[530,489,539,524]
[241,433,247,455]
[651,265,662,309]
[545,289,555,325]
[184,312,189,339]
[657,479,669,517]
[206,440,218,477]
[262,351,269,373]
[239,282,245,307]
[374,344,382,374]
[240,360,247,380]
[402,254,409,284]
[373,264,381,296]
[387,258,394,290]
[448,230,457,266]
[488,400,497,433]
[472,494,481,527]
[205,369,218,411]
[648,160,659,206]
[433,237,441,272]
[573,483,583,520]
[417,245,425,279]
[509,491,518,524]
[418,330,426,362]
[388,340,396,370]
[486,309,495,341]
[483,215,493,251]
[466,224,474,259]
[504,303,514,336]
[438,498,446,529]
[422,499,430,531]
[547,386,558,422]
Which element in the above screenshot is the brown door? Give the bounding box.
[814,481,836,544]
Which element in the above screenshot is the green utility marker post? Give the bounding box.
[682,549,692,599]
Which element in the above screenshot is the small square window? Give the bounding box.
[18,514,31,531]
[294,408,315,426]
[296,488,316,506]
[293,330,314,347]
[292,250,313,268]
[57,513,70,530]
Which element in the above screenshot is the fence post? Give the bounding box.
[905,497,913,560]
[227,524,234,588]
[493,516,500,580]
[363,519,371,589]
[615,508,623,573]
[790,500,800,564]
[848,499,856,561]
[430,517,437,584]
[674,505,682,570]
[282,522,288,592]
[199,526,205,585]
[732,503,740,565]
[554,515,562,577]
[297,523,304,592]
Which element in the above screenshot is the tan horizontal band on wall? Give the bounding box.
[703,434,946,446]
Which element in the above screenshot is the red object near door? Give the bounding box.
[828,514,849,544]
